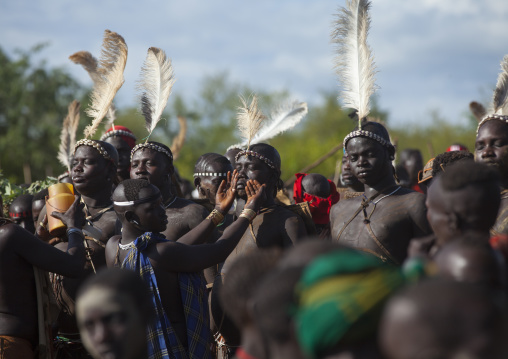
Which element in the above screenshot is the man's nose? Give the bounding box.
[481,145,495,158]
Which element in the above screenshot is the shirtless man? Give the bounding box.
[8,194,35,234]
[212,143,307,348]
[0,196,85,358]
[105,174,265,358]
[130,141,209,242]
[46,139,120,354]
[101,125,137,183]
[330,122,431,264]
[475,115,508,235]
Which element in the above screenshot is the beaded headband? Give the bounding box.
[9,211,32,218]
[113,193,161,207]
[74,139,114,162]
[476,114,508,135]
[131,143,173,162]
[193,172,228,177]
[235,150,278,171]
[343,130,394,151]
[101,129,137,141]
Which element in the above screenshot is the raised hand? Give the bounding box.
[215,170,238,214]
[244,180,266,212]
[51,195,86,230]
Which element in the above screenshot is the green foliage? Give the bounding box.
[0,44,83,184]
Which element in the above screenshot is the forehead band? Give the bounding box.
[193,172,228,178]
[131,143,173,162]
[113,193,161,207]
[235,150,277,170]
[476,114,508,135]
[101,130,137,141]
[343,130,394,151]
[74,139,114,162]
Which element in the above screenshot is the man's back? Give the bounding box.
[163,198,208,242]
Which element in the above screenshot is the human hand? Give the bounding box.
[50,195,85,230]
[244,180,266,213]
[35,213,51,242]
[215,170,238,214]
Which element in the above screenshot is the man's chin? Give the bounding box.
[236,189,247,200]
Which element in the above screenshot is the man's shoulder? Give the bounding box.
[168,198,207,214]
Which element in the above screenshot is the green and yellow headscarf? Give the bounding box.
[295,249,412,359]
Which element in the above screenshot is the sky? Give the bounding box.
[1,0,508,127]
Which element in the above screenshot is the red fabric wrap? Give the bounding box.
[293,173,340,225]
[105,125,136,149]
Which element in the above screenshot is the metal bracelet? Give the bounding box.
[207,209,225,226]
[66,227,84,240]
[239,208,257,223]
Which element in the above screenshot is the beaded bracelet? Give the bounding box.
[239,208,257,223]
[66,227,85,240]
[207,209,225,226]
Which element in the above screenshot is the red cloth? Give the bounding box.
[446,144,468,152]
[490,235,508,260]
[293,173,340,225]
[412,183,424,193]
[105,125,136,149]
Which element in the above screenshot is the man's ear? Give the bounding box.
[194,177,201,189]
[448,211,460,232]
[124,210,139,225]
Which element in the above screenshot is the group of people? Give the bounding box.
[1,110,508,359]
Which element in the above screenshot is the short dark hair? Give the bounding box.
[432,151,473,177]
[115,179,152,202]
[440,161,499,191]
[77,267,153,319]
[194,153,232,174]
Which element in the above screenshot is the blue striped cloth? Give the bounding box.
[121,232,211,359]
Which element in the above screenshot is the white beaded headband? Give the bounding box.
[131,143,173,162]
[476,114,508,135]
[74,139,114,162]
[235,150,278,170]
[343,130,394,150]
[193,172,228,177]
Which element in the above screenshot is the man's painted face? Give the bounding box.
[72,146,112,194]
[346,137,391,185]
[132,186,168,233]
[475,120,508,179]
[235,155,273,199]
[130,149,171,190]
[77,287,147,359]
[105,136,132,181]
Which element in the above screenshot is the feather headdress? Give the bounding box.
[237,95,267,150]
[58,100,81,170]
[171,116,187,160]
[246,101,308,145]
[69,51,117,130]
[83,30,128,138]
[492,55,508,115]
[137,47,175,141]
[469,101,487,122]
[332,0,377,129]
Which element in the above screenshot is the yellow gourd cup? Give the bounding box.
[46,183,75,236]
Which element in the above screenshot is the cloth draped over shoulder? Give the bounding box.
[120,232,210,359]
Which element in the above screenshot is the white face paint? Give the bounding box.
[76,287,147,359]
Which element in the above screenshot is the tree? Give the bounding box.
[0,44,82,183]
